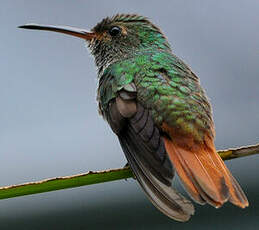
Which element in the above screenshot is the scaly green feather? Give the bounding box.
[98,49,213,141]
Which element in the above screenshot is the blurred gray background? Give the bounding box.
[1,0,259,229]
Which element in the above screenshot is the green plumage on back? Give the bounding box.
[98,49,213,141]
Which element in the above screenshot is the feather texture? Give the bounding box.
[105,94,194,221]
[162,124,249,208]
[118,103,194,221]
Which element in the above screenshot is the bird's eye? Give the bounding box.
[109,26,121,37]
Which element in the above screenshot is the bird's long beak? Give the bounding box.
[18,24,95,41]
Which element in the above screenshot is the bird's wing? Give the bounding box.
[100,78,194,221]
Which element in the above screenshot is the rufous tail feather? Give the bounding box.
[163,129,249,208]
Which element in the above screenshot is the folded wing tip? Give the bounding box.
[171,204,194,222]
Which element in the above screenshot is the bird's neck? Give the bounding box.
[95,47,172,77]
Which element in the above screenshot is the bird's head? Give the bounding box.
[19,14,171,73]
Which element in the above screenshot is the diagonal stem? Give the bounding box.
[0,143,258,200]
[218,144,259,160]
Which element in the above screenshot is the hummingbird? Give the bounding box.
[19,14,248,221]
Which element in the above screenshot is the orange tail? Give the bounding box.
[163,132,248,208]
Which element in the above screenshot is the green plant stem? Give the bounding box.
[0,143,258,200]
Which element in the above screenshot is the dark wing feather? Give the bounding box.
[106,89,194,221]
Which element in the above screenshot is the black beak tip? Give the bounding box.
[18,24,36,29]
